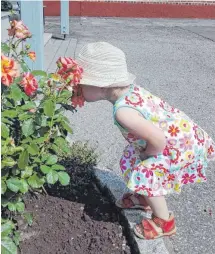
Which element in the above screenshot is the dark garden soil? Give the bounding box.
[19,161,132,254]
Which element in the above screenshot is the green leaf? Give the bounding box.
[61,121,73,134]
[23,213,33,226]
[50,144,60,154]
[18,113,32,121]
[43,99,55,117]
[2,110,17,118]
[46,155,58,165]
[19,179,28,193]
[54,137,70,153]
[1,236,17,254]
[28,174,45,189]
[38,77,47,88]
[40,165,51,174]
[59,90,72,98]
[13,231,20,246]
[1,157,16,168]
[16,202,25,212]
[1,180,7,194]
[1,123,9,139]
[58,172,70,186]
[56,98,67,103]
[55,107,65,115]
[1,146,7,156]
[2,117,12,124]
[38,127,49,137]
[20,61,29,72]
[21,102,36,110]
[5,100,13,107]
[10,84,23,101]
[21,166,33,178]
[22,119,35,137]
[8,202,17,212]
[56,90,73,103]
[22,137,32,144]
[1,220,15,237]
[31,70,47,77]
[11,168,20,176]
[35,115,47,127]
[41,154,49,162]
[33,158,41,163]
[33,137,47,144]
[1,43,10,54]
[2,171,9,179]
[28,144,39,155]
[13,77,22,84]
[57,115,70,123]
[6,178,20,193]
[18,150,29,169]
[22,92,29,101]
[1,199,9,208]
[41,117,47,127]
[7,146,24,155]
[51,164,65,171]
[46,170,58,184]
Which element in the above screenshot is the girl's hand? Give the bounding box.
[116,107,167,156]
[139,147,149,161]
[140,151,148,161]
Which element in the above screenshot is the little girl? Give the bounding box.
[76,42,215,240]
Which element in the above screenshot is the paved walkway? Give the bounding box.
[44,17,215,254]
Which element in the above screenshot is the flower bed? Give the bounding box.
[18,160,131,254]
[1,20,132,254]
[1,20,84,253]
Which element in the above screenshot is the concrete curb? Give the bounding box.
[93,167,170,254]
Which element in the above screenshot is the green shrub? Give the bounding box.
[1,20,85,254]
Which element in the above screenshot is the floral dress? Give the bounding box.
[113,85,215,196]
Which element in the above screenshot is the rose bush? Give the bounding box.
[1,20,85,254]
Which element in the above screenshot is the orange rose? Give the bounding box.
[57,60,83,86]
[27,51,36,61]
[1,55,20,86]
[71,94,85,108]
[56,57,76,70]
[8,20,31,39]
[73,70,82,85]
[20,72,38,96]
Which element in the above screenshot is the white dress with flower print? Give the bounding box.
[113,85,215,196]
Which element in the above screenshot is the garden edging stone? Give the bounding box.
[93,166,170,254]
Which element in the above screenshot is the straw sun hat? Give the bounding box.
[76,42,136,87]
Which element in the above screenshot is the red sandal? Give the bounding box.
[133,212,176,239]
[115,193,152,212]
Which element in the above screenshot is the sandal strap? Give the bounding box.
[133,193,148,207]
[136,213,176,239]
[152,213,175,233]
[141,219,159,239]
[122,193,149,208]
[122,193,134,205]
[122,193,133,201]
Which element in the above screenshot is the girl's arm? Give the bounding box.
[115,107,166,157]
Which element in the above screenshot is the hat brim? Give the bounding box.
[79,72,136,87]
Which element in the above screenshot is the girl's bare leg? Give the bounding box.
[144,196,169,220]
